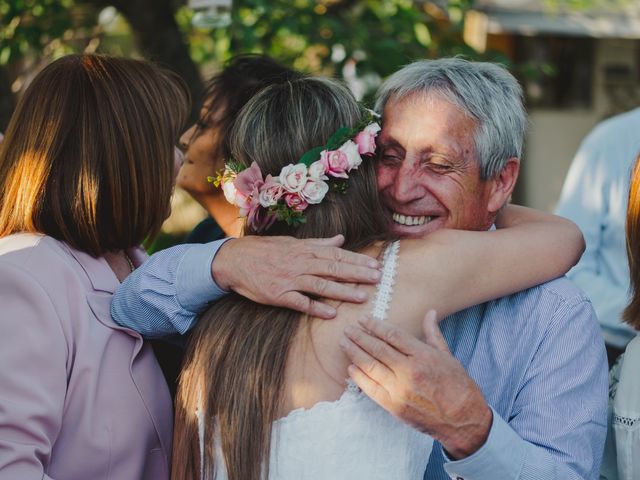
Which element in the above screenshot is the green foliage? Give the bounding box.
[2,0,508,101]
[0,0,101,65]
[270,202,306,227]
[176,0,492,101]
[543,0,635,11]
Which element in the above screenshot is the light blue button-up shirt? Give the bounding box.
[111,241,608,480]
[555,107,640,349]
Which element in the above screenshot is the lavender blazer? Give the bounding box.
[0,234,173,480]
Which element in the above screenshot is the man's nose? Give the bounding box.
[390,162,424,203]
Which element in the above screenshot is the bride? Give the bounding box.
[171,76,583,480]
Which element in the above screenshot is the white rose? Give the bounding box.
[279,163,308,193]
[339,140,362,170]
[308,160,328,180]
[301,179,329,204]
[222,179,238,205]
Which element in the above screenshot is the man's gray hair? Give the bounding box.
[374,58,526,180]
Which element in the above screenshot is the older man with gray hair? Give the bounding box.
[111,58,607,479]
[340,58,607,480]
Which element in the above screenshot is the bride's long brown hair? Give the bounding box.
[172,77,392,480]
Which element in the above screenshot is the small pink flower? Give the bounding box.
[320,149,349,178]
[280,164,308,193]
[300,179,329,204]
[354,122,381,155]
[259,174,284,207]
[284,193,308,212]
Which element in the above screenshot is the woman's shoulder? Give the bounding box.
[0,233,75,272]
[0,234,94,301]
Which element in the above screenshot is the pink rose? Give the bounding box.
[354,122,381,155]
[284,193,309,212]
[279,163,308,193]
[300,179,329,204]
[320,149,349,178]
[258,174,284,207]
[338,140,362,170]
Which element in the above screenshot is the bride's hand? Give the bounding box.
[211,234,382,319]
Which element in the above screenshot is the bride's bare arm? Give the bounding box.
[389,205,584,333]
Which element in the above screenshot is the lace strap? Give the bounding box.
[371,241,400,322]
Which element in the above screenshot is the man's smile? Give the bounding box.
[391,213,434,226]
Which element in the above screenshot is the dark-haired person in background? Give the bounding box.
[153,56,309,394]
[178,55,302,243]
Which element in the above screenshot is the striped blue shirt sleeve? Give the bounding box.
[436,292,608,480]
[442,410,578,479]
[110,239,231,338]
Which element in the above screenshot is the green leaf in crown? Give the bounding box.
[270,203,307,226]
[298,146,325,167]
[325,127,355,150]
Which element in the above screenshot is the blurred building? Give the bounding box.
[464,0,640,210]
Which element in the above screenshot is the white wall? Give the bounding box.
[521,38,638,211]
[522,110,600,211]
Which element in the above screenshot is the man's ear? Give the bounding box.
[487,158,519,214]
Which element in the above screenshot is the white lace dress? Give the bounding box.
[199,241,434,479]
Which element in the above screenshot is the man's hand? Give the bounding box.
[340,311,493,459]
[211,235,382,319]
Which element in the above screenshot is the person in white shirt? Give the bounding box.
[555,108,640,363]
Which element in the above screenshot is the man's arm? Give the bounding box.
[111,235,382,337]
[111,241,227,337]
[342,302,608,480]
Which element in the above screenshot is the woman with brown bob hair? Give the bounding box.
[0,54,189,479]
[172,76,584,480]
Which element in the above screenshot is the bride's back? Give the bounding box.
[177,240,435,480]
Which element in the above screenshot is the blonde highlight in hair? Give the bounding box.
[172,77,392,480]
[0,54,190,256]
